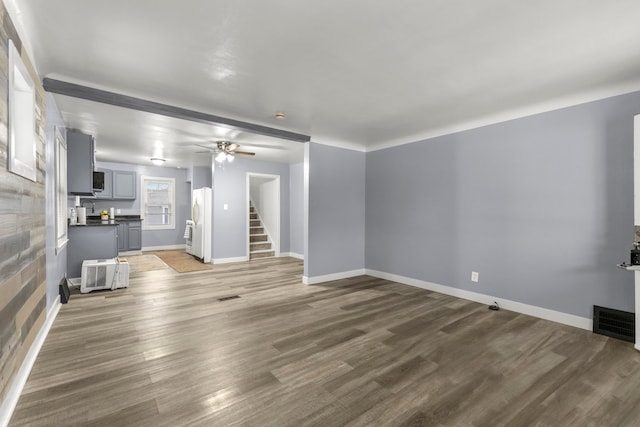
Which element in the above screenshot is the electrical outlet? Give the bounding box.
[471,271,479,282]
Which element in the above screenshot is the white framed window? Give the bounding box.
[55,127,68,253]
[141,176,175,230]
[8,39,37,182]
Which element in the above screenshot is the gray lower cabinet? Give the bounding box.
[117,223,126,252]
[128,222,142,250]
[117,220,142,252]
[67,225,118,278]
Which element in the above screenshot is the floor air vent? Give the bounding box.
[218,295,240,301]
[593,305,635,343]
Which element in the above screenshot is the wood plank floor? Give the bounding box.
[9,257,640,426]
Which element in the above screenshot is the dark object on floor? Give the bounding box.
[218,295,240,301]
[488,301,500,311]
[59,277,70,304]
[593,305,635,343]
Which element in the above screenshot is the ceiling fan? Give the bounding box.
[196,141,255,163]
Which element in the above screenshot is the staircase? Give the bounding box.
[249,202,275,259]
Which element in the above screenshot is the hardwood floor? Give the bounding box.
[9,257,640,426]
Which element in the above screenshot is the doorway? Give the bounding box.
[246,173,280,259]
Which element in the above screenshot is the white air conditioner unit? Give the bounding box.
[81,258,129,293]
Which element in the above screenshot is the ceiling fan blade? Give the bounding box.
[234,151,255,156]
[195,143,215,151]
[227,143,240,151]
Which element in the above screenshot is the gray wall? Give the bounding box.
[191,165,212,190]
[45,93,67,310]
[289,162,304,256]
[305,143,366,277]
[366,90,640,319]
[212,158,290,259]
[93,161,190,248]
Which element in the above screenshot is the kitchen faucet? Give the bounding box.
[81,199,95,213]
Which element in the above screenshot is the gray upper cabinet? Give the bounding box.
[67,131,94,195]
[94,169,113,199]
[113,171,136,199]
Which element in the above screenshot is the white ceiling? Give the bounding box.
[8,0,640,166]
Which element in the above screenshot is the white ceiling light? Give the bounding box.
[226,153,234,163]
[151,157,166,166]
[215,151,227,163]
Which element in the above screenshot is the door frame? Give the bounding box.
[246,172,281,258]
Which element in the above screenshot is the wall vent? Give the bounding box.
[593,305,635,343]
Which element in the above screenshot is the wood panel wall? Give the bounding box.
[0,3,47,401]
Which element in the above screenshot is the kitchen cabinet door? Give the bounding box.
[117,222,127,252]
[113,171,136,199]
[67,131,95,195]
[127,222,142,250]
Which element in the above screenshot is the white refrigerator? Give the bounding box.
[188,187,212,263]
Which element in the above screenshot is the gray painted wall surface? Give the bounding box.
[45,93,67,309]
[306,143,365,277]
[191,165,212,190]
[212,158,290,259]
[93,161,190,247]
[366,90,640,319]
[289,162,304,256]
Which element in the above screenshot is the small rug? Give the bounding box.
[122,254,170,273]
[152,250,213,273]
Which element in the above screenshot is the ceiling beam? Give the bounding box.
[43,78,310,143]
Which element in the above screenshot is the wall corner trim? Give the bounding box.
[302,269,366,285]
[364,269,592,331]
[0,296,62,427]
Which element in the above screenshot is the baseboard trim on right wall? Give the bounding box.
[280,252,304,260]
[365,269,592,331]
[303,269,365,285]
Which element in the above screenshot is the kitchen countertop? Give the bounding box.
[70,219,118,227]
[69,215,143,227]
[87,215,142,221]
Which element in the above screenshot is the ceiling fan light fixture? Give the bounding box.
[215,151,227,163]
[151,157,166,166]
[227,153,234,163]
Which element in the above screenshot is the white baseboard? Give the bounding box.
[213,256,249,264]
[303,269,365,285]
[280,252,304,260]
[119,250,142,256]
[0,295,62,427]
[142,244,186,252]
[365,269,592,331]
